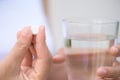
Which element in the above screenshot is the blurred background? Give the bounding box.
[0,0,54,59]
[0,0,120,59]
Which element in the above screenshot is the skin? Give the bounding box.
[0,26,52,80]
[96,45,120,80]
[0,26,120,80]
[50,46,120,80]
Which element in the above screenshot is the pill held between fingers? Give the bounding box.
[31,26,39,34]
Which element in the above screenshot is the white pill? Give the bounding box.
[31,26,39,34]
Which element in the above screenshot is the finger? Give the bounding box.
[32,35,36,44]
[16,30,21,39]
[17,29,33,67]
[110,46,120,57]
[21,51,32,73]
[53,48,65,64]
[30,34,37,59]
[98,78,118,80]
[29,45,37,59]
[4,27,32,66]
[21,44,37,67]
[34,26,52,79]
[35,26,51,59]
[112,60,120,67]
[97,66,120,78]
[17,30,36,57]
[112,61,119,67]
[21,50,32,67]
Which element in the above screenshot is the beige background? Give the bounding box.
[47,0,120,52]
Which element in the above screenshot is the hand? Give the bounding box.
[47,45,120,80]
[97,45,120,80]
[0,26,52,80]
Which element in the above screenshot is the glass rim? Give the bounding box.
[62,18,119,24]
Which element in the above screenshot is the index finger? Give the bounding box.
[4,27,32,66]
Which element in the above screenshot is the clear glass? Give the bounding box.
[62,18,119,80]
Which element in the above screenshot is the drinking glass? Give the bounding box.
[62,18,119,80]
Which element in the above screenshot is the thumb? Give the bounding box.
[4,27,32,66]
[97,66,120,78]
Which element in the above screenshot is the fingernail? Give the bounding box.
[40,26,45,33]
[97,67,107,75]
[39,26,45,40]
[21,27,31,37]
